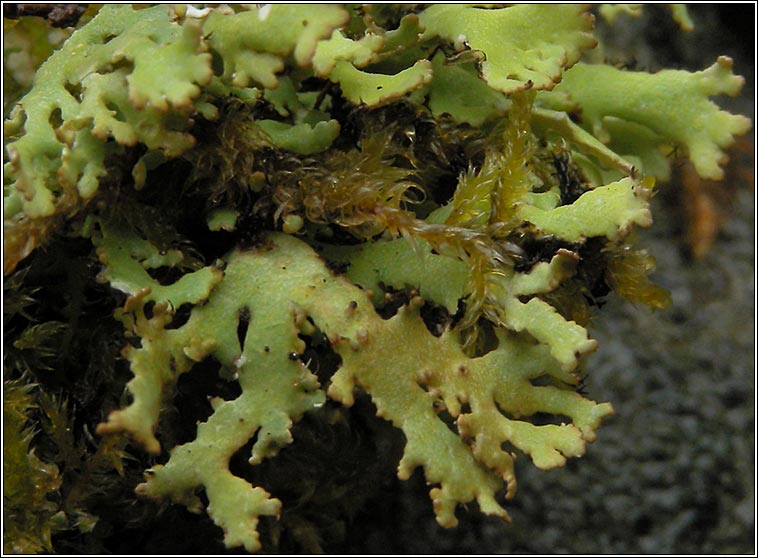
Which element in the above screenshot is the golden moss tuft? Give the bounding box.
[271,126,421,237]
[605,245,672,309]
[185,102,273,208]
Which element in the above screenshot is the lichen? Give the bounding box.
[539,58,752,180]
[95,229,611,550]
[2,3,751,554]
[418,4,597,93]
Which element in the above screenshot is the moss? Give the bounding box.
[3,379,64,554]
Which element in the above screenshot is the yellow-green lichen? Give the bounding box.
[3,3,752,554]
